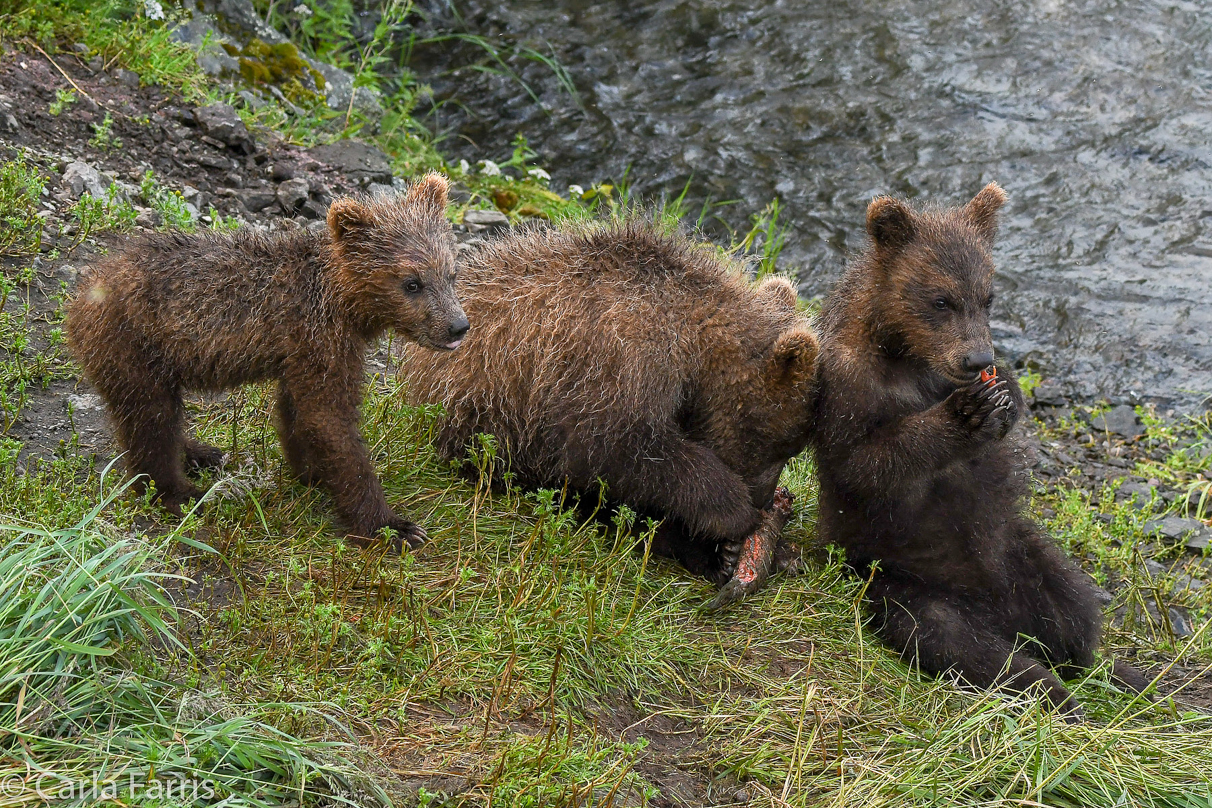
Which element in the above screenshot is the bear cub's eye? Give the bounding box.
[404,279,423,294]
[933,297,950,311]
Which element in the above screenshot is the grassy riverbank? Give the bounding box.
[1,2,1210,805]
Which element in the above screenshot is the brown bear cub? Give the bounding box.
[67,173,466,550]
[403,220,819,584]
[810,183,1148,719]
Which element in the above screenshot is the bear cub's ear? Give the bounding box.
[404,172,450,216]
[866,196,915,252]
[757,276,798,311]
[769,326,819,384]
[964,182,1007,243]
[328,198,375,244]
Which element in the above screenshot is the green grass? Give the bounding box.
[0,462,389,806]
[145,375,1210,807]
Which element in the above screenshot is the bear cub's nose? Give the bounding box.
[448,316,470,343]
[962,350,995,373]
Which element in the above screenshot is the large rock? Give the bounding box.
[61,161,109,200]
[1092,404,1145,439]
[1143,516,1210,551]
[187,0,382,120]
[193,103,256,154]
[462,209,511,234]
[307,140,393,185]
[276,178,310,212]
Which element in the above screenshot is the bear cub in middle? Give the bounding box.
[404,220,819,583]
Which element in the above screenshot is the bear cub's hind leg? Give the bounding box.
[107,379,202,516]
[873,577,1084,721]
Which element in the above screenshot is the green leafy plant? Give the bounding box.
[139,170,194,230]
[88,112,122,150]
[49,87,77,115]
[70,185,137,239]
[0,154,45,256]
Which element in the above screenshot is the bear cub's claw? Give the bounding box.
[950,376,1018,440]
[347,516,428,554]
[185,441,228,473]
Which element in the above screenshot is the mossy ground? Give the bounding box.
[1,2,1211,806]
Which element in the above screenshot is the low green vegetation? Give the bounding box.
[1,1,1210,805]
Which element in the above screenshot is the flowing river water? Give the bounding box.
[410,0,1212,409]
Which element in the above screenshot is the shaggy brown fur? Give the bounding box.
[811,184,1148,719]
[67,174,465,550]
[403,220,818,582]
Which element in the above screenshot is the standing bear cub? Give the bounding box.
[67,173,466,550]
[403,220,819,585]
[811,184,1148,719]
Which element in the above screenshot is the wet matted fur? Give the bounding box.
[403,219,818,581]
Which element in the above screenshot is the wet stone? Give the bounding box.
[1142,516,1210,550]
[1091,404,1145,439]
[276,178,310,212]
[306,140,393,185]
[192,103,255,155]
[462,208,510,233]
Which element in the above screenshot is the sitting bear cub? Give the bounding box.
[404,220,818,584]
[810,184,1148,719]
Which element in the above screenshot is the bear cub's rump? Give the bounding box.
[810,184,1148,719]
[67,173,465,549]
[404,220,819,583]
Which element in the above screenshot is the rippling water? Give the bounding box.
[412,0,1212,408]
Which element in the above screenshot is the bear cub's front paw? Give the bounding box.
[949,376,1018,441]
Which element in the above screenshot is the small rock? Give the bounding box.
[365,182,394,198]
[235,187,278,213]
[67,393,105,412]
[1,113,18,133]
[463,209,511,234]
[236,89,265,111]
[71,43,89,55]
[307,140,393,185]
[1032,379,1068,407]
[1169,607,1194,638]
[61,161,109,200]
[135,209,163,229]
[1117,481,1156,507]
[276,178,310,212]
[192,103,255,155]
[1185,530,1210,553]
[1142,516,1208,544]
[299,199,327,220]
[270,162,297,182]
[112,67,140,89]
[1092,404,1145,439]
